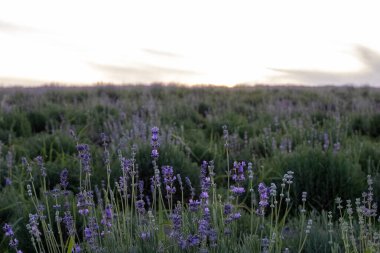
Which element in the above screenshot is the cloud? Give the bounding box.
[90,63,200,83]
[142,48,182,58]
[0,19,35,33]
[0,76,45,86]
[270,46,380,86]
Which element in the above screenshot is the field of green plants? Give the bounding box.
[1,85,380,252]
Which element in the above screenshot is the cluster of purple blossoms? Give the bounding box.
[4,151,12,185]
[63,211,75,236]
[189,199,201,212]
[5,177,12,186]
[77,191,93,216]
[223,203,242,227]
[3,223,22,253]
[84,217,100,251]
[138,180,144,199]
[119,156,131,175]
[22,157,32,173]
[198,206,217,248]
[34,155,47,177]
[118,176,129,198]
[230,186,245,196]
[256,182,269,216]
[178,234,201,250]
[230,161,247,197]
[140,231,151,240]
[60,169,69,190]
[72,244,81,253]
[101,205,113,234]
[26,214,41,242]
[177,174,184,192]
[76,144,91,174]
[200,161,211,203]
[170,204,182,239]
[135,199,146,214]
[162,166,176,198]
[232,161,246,183]
[37,204,47,220]
[151,127,160,160]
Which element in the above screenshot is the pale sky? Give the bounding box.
[0,0,380,86]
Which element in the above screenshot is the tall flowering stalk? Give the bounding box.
[76,143,91,191]
[101,133,112,199]
[247,162,256,234]
[230,161,246,203]
[3,223,22,253]
[150,126,166,241]
[223,125,231,199]
[162,165,176,212]
[151,126,160,212]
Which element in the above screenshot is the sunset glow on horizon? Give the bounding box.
[1,0,380,87]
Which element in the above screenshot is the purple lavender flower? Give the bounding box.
[135,200,146,214]
[140,232,151,240]
[151,127,160,160]
[72,244,81,253]
[198,219,209,240]
[138,180,144,199]
[177,174,184,191]
[189,199,201,212]
[34,155,47,177]
[232,161,246,183]
[231,186,245,196]
[26,214,41,241]
[76,144,91,174]
[170,204,182,238]
[187,234,200,246]
[3,223,21,252]
[37,204,46,220]
[63,211,75,236]
[100,205,113,236]
[5,177,12,186]
[84,227,92,241]
[178,237,187,249]
[60,169,69,189]
[145,196,151,208]
[3,223,14,237]
[209,228,217,247]
[76,191,93,216]
[224,203,233,215]
[151,149,159,159]
[120,157,131,174]
[231,212,241,220]
[256,182,269,216]
[200,191,209,199]
[84,217,99,251]
[200,161,208,181]
[162,166,176,198]
[9,238,19,248]
[22,157,32,173]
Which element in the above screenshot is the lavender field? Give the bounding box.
[1,85,380,252]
